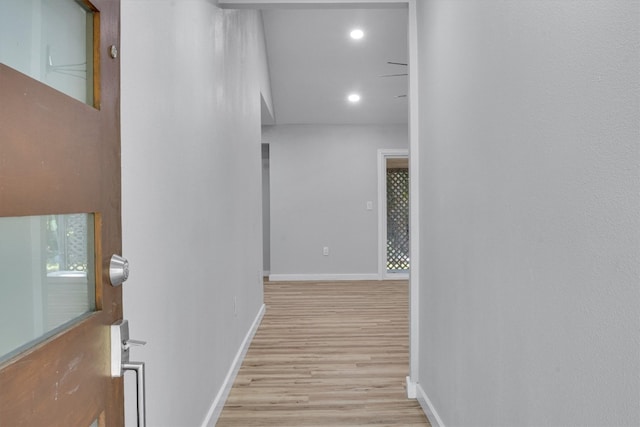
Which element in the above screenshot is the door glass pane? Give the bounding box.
[0,214,96,364]
[0,0,95,105]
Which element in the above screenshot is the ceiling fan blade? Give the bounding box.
[387,61,408,66]
[396,95,407,98]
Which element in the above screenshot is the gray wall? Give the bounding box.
[265,124,407,279]
[121,2,269,425]
[415,1,639,426]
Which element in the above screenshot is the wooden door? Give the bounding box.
[0,0,123,425]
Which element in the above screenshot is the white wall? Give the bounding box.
[121,1,270,425]
[264,124,408,280]
[415,1,639,426]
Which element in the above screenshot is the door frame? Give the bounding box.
[220,0,422,402]
[377,149,410,280]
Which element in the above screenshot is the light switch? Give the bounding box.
[366,201,373,210]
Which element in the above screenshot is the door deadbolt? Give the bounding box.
[110,254,129,286]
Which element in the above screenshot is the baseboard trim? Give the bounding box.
[268,273,380,282]
[416,383,446,427]
[201,303,266,427]
[385,272,410,280]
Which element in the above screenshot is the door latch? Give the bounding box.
[111,319,146,426]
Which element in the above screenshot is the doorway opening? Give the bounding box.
[222,0,421,406]
[261,143,270,277]
[378,149,410,280]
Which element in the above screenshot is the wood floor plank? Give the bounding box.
[217,280,430,426]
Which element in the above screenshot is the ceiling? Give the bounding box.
[261,7,409,125]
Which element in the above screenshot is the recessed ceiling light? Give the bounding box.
[348,93,361,103]
[350,29,364,40]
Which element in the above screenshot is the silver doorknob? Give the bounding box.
[110,254,129,286]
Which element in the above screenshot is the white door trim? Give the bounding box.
[407,0,420,394]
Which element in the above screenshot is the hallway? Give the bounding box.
[217,280,429,426]
[117,1,638,424]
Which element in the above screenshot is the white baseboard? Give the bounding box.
[268,273,380,282]
[385,273,410,280]
[201,303,266,427]
[416,382,446,427]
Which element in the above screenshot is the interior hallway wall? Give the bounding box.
[264,124,408,280]
[415,1,639,426]
[121,1,270,425]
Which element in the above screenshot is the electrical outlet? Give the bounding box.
[323,247,329,256]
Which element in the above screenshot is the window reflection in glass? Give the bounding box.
[0,214,96,363]
[0,0,95,105]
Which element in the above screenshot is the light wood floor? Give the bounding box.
[217,280,430,426]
